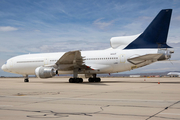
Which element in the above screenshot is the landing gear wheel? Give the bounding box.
[88,78,94,82]
[95,78,101,82]
[69,78,73,83]
[79,78,83,83]
[88,77,101,82]
[69,78,83,83]
[75,78,79,83]
[24,79,29,82]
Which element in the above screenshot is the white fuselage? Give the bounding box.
[2,48,158,76]
[167,72,180,77]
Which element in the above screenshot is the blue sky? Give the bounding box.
[0,0,180,76]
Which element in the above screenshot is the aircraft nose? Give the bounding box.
[1,64,8,72]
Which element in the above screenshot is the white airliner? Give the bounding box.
[167,72,180,77]
[1,9,174,83]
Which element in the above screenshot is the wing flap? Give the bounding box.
[56,50,83,65]
[55,50,92,71]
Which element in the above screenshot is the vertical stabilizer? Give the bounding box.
[125,9,172,49]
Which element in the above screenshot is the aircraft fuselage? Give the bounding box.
[2,49,158,76]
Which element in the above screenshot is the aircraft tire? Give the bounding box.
[95,78,101,82]
[69,78,83,83]
[24,79,29,82]
[75,78,79,83]
[88,78,94,82]
[79,78,83,83]
[69,78,73,83]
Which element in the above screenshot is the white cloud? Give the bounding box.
[38,41,110,53]
[0,47,13,53]
[123,22,143,33]
[174,15,180,21]
[34,29,41,32]
[0,26,18,32]
[93,18,114,30]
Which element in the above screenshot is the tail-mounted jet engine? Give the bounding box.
[158,49,174,61]
[35,67,58,78]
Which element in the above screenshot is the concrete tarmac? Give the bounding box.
[0,77,180,120]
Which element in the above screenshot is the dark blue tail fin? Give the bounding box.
[125,9,172,49]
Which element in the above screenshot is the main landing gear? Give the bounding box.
[88,74,101,82]
[68,69,101,83]
[24,75,29,82]
[69,78,83,83]
[69,68,83,83]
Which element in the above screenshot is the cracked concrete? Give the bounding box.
[0,77,180,120]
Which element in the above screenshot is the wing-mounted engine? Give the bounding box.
[110,34,140,49]
[35,67,58,78]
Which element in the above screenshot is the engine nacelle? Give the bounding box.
[158,49,173,61]
[110,34,140,49]
[35,67,58,78]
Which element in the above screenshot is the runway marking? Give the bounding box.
[160,113,180,116]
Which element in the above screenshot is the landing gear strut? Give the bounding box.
[69,68,83,83]
[24,75,29,82]
[88,74,101,82]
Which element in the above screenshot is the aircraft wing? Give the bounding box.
[128,54,162,65]
[55,50,91,70]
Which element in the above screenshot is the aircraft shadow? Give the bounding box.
[101,81,180,84]
[34,80,180,86]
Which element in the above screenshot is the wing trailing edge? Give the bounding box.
[55,50,92,71]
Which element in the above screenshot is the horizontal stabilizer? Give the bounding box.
[128,54,162,65]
